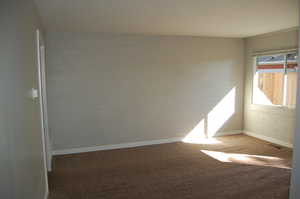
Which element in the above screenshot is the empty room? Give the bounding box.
[1,0,300,199]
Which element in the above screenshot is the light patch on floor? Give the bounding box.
[201,150,291,169]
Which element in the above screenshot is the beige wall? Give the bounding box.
[290,29,300,199]
[0,0,47,199]
[244,29,299,145]
[46,32,244,151]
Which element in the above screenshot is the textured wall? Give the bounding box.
[289,27,300,199]
[244,29,299,145]
[46,32,244,151]
[0,1,47,199]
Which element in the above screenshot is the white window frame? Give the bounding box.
[252,50,298,109]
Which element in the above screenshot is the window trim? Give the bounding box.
[251,50,298,109]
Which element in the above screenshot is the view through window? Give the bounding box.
[253,52,298,107]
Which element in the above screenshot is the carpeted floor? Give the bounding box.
[48,134,293,199]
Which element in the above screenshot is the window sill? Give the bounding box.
[249,103,296,115]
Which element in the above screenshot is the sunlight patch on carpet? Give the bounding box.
[201,150,291,169]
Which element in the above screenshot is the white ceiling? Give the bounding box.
[34,0,299,38]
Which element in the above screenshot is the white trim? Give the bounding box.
[258,60,298,65]
[251,56,257,105]
[52,137,183,155]
[44,189,49,199]
[252,48,298,57]
[244,131,293,148]
[214,130,243,136]
[52,131,243,155]
[40,45,52,172]
[252,52,298,108]
[36,29,49,193]
[283,54,288,106]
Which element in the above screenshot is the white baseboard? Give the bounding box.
[244,131,293,148]
[52,137,183,155]
[44,189,48,199]
[214,130,243,137]
[52,130,244,155]
[47,140,52,172]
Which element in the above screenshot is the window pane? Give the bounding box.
[286,72,297,107]
[286,52,298,107]
[253,53,298,107]
[257,54,285,71]
[256,72,284,105]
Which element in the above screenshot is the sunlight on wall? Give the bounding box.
[182,119,207,143]
[182,121,222,144]
[182,87,236,144]
[201,150,290,169]
[207,87,236,137]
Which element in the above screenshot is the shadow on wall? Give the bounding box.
[182,87,236,144]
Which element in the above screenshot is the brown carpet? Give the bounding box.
[48,134,293,199]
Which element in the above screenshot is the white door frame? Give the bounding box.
[289,31,300,199]
[40,44,52,171]
[36,29,52,175]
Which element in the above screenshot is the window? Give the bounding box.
[252,52,298,108]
